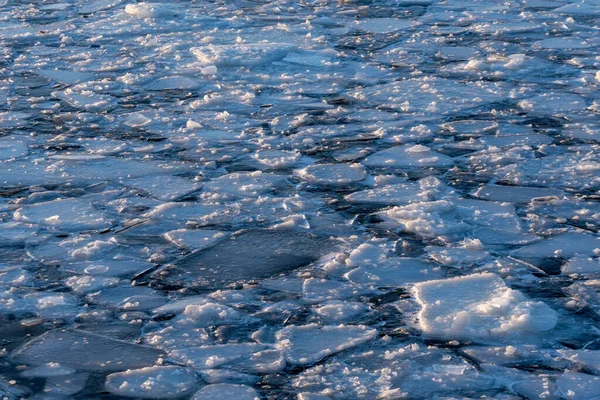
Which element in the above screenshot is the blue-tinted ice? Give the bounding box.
[1,0,600,398]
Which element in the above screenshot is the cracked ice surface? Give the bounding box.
[1,0,600,399]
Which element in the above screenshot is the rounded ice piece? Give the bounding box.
[105,366,198,399]
[191,384,260,400]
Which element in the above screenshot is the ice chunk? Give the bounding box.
[201,171,290,200]
[14,198,113,231]
[413,273,557,339]
[121,175,202,201]
[78,0,123,14]
[105,366,198,399]
[378,200,469,240]
[38,69,96,85]
[345,177,443,206]
[426,245,490,266]
[52,88,116,112]
[234,349,286,373]
[61,260,154,278]
[44,373,89,396]
[156,229,336,289]
[191,384,260,400]
[473,185,562,203]
[297,163,367,186]
[558,350,600,374]
[565,280,600,316]
[314,301,369,323]
[556,372,600,400]
[252,150,301,169]
[363,145,453,169]
[513,233,600,260]
[164,229,225,250]
[125,2,167,18]
[0,111,30,128]
[170,343,266,369]
[198,370,258,386]
[302,278,371,302]
[11,329,163,372]
[562,257,600,276]
[347,18,414,34]
[0,139,28,160]
[275,324,377,365]
[180,302,242,327]
[146,76,201,91]
[283,52,335,67]
[20,363,76,378]
[143,326,210,351]
[191,43,292,67]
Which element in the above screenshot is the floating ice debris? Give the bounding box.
[275,324,377,366]
[121,175,202,201]
[145,76,201,91]
[0,139,28,160]
[347,18,414,34]
[513,232,600,260]
[313,301,369,323]
[252,150,301,170]
[124,2,167,18]
[191,384,260,400]
[363,145,453,169]
[105,366,198,399]
[164,229,225,250]
[562,256,600,276]
[156,229,336,288]
[413,273,557,340]
[3,0,600,396]
[170,343,267,369]
[345,177,444,206]
[556,372,600,400]
[297,163,367,186]
[191,43,292,67]
[20,363,76,378]
[201,171,291,200]
[14,198,113,231]
[52,88,116,112]
[11,330,163,372]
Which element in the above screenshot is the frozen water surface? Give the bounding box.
[2,0,600,398]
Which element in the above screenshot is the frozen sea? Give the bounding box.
[1,0,600,398]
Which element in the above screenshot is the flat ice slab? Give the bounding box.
[413,273,557,340]
[154,229,336,288]
[10,330,163,372]
[275,324,377,365]
[105,366,198,399]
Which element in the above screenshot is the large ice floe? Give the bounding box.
[2,0,600,398]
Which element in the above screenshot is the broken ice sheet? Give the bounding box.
[10,329,164,372]
[104,366,199,399]
[297,163,367,186]
[344,176,444,206]
[121,174,202,201]
[363,144,453,169]
[191,384,260,400]
[169,343,267,369]
[413,273,557,340]
[14,198,114,232]
[275,324,377,366]
[153,229,337,289]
